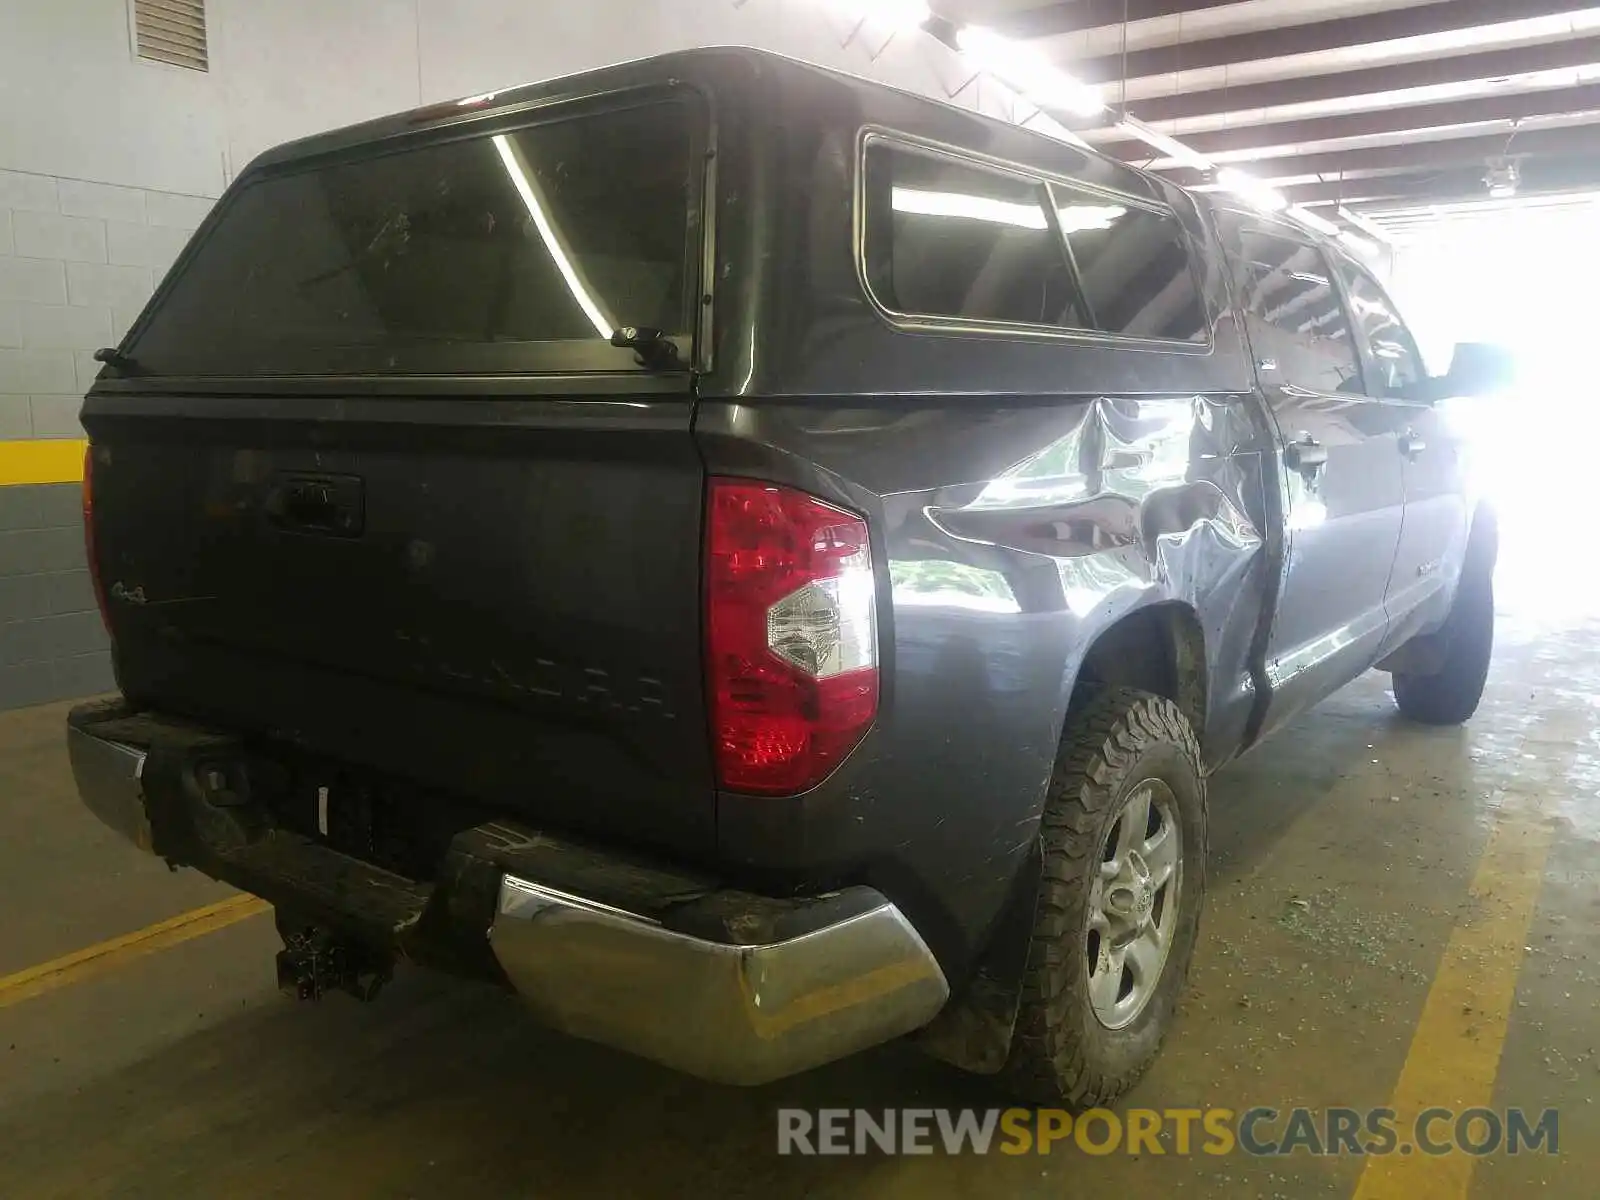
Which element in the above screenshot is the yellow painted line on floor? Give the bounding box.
[0,438,88,487]
[1352,789,1558,1200]
[0,893,269,1012]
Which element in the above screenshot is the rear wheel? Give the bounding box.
[1003,687,1206,1108]
[1393,567,1494,725]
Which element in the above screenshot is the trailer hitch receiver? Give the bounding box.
[275,921,394,1002]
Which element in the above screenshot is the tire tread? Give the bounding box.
[1003,686,1206,1108]
[1394,572,1493,726]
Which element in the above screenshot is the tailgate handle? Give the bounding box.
[266,474,365,537]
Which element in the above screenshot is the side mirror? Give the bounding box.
[1444,342,1516,397]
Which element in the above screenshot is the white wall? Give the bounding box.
[1,0,226,196]
[0,0,1071,200]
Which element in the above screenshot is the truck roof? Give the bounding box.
[244,45,1173,210]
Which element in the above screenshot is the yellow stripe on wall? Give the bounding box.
[0,438,88,487]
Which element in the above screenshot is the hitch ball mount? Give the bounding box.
[275,922,394,1003]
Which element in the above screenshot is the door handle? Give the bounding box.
[1284,436,1328,477]
[1399,432,1426,459]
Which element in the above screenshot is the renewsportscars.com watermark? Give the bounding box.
[777,1107,1559,1158]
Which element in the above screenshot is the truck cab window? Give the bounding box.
[1339,263,1425,398]
[1050,182,1207,343]
[1236,232,1361,395]
[862,143,1087,329]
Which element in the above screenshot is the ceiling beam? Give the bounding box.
[1065,0,1600,85]
[1121,34,1600,125]
[1356,193,1600,229]
[1160,121,1600,188]
[994,0,1238,39]
[1281,155,1600,205]
[1096,82,1600,161]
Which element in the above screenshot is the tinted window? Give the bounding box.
[1339,263,1424,396]
[862,143,1085,328]
[127,99,699,376]
[1236,233,1361,394]
[1052,183,1206,343]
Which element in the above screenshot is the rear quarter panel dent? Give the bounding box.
[701,392,1273,977]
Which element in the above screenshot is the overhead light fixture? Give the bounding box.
[1217,167,1287,212]
[1484,157,1520,199]
[1115,115,1214,173]
[830,0,931,29]
[1288,205,1338,235]
[956,26,1105,118]
[1336,206,1394,245]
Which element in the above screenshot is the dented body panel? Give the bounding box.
[679,55,1273,980]
[696,392,1273,980]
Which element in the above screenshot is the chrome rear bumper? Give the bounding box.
[491,875,949,1085]
[67,704,950,1086]
[66,721,154,852]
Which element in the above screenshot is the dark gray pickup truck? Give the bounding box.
[67,48,1504,1106]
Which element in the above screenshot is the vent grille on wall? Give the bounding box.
[134,0,208,72]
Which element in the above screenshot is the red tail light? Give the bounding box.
[706,479,879,795]
[83,445,111,636]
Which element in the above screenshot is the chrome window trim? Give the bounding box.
[853,126,1215,354]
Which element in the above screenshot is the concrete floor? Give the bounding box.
[0,608,1595,1198]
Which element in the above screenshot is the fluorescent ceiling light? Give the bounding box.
[1056,204,1126,233]
[1336,206,1394,245]
[893,186,1047,228]
[1115,116,1214,173]
[1217,167,1287,213]
[492,134,611,338]
[957,26,1105,118]
[1288,205,1338,235]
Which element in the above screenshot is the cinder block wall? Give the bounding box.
[0,167,212,709]
[1,168,210,430]
[0,484,111,708]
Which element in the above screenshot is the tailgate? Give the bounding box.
[81,87,718,857]
[87,399,714,855]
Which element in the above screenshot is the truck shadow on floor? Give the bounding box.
[0,971,1000,1198]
